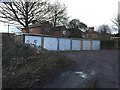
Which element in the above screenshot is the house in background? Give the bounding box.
[21,22,112,40]
[85,27,111,40]
[21,21,52,35]
[21,21,70,38]
[86,27,99,39]
[49,26,70,38]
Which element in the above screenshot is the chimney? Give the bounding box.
[88,27,94,32]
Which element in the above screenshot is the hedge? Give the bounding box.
[100,40,116,49]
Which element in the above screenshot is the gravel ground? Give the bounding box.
[46,50,119,88]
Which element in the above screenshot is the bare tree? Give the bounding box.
[0,0,50,33]
[111,14,120,33]
[46,0,68,27]
[97,24,111,34]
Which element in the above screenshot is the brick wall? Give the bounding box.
[22,26,42,35]
[29,27,42,34]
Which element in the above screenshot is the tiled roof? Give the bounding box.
[29,23,42,28]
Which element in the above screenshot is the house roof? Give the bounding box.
[67,28,84,33]
[50,26,67,32]
[29,21,52,28]
[29,22,42,28]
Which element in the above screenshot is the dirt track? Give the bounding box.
[47,50,119,88]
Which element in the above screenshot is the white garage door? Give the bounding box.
[72,40,81,50]
[44,37,58,50]
[92,40,100,50]
[83,40,91,50]
[59,38,71,51]
[25,36,41,47]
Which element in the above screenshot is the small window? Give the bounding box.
[63,30,66,35]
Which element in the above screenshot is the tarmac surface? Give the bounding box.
[46,50,119,88]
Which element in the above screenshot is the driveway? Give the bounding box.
[62,50,118,88]
[46,50,119,88]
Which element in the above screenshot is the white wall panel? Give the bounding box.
[83,40,91,50]
[72,40,81,50]
[59,38,71,51]
[92,40,100,50]
[44,37,58,50]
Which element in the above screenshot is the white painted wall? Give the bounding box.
[72,40,81,50]
[44,37,58,50]
[59,38,71,51]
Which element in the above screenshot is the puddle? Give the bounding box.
[75,71,87,79]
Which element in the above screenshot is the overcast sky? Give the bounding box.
[60,0,119,26]
[0,0,119,33]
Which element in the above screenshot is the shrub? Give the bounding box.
[2,44,40,67]
[2,44,72,88]
[100,40,115,49]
